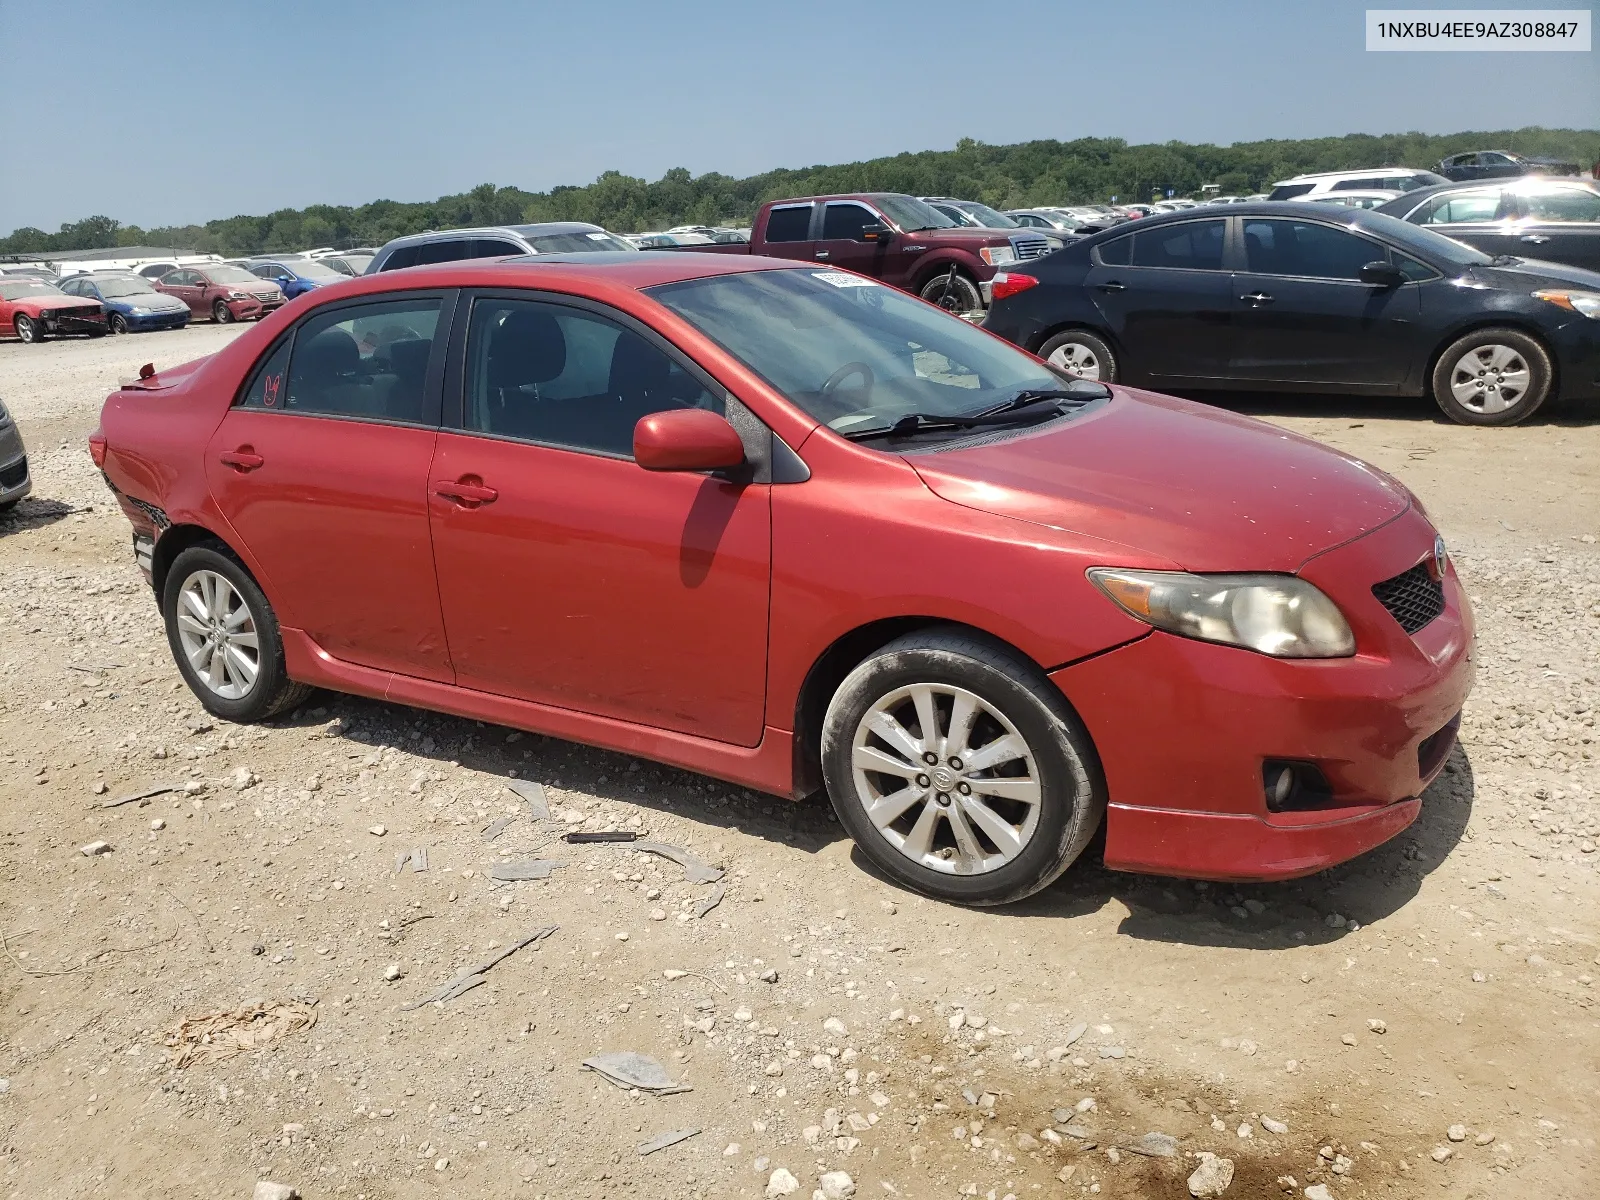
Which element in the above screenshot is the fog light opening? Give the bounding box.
[1263,760,1334,813]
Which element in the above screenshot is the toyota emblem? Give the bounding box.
[1429,535,1448,582]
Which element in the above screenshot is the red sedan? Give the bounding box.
[91,255,1472,905]
[154,264,284,324]
[1,276,108,342]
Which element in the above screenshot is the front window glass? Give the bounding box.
[1130,219,1225,270]
[648,268,1067,435]
[873,194,957,232]
[822,203,878,240]
[1242,219,1380,279]
[95,277,157,298]
[463,298,721,457]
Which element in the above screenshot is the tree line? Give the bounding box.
[4,127,1595,258]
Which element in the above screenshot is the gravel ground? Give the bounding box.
[1,328,1596,1200]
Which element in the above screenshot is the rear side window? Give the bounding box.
[241,297,442,423]
[1523,188,1600,222]
[1242,219,1378,280]
[1096,234,1132,265]
[1267,183,1316,200]
[765,205,814,243]
[1130,219,1225,270]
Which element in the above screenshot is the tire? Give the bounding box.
[820,627,1105,906]
[1037,329,1117,383]
[213,299,234,324]
[918,270,983,314]
[1430,327,1552,426]
[162,543,310,723]
[108,313,129,335]
[14,315,40,343]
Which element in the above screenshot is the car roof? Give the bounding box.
[312,252,801,296]
[1278,167,1432,182]
[1375,176,1600,212]
[1070,201,1403,235]
[376,222,607,250]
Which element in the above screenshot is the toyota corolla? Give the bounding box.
[91,254,1472,905]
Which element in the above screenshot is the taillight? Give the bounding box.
[88,432,107,467]
[990,272,1040,302]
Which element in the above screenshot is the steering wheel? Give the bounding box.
[821,361,875,399]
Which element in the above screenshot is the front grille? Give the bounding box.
[1011,235,1051,261]
[1372,562,1445,634]
[0,456,27,488]
[252,292,276,301]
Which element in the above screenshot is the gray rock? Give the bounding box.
[818,1170,855,1199]
[1261,1115,1289,1135]
[253,1185,300,1200]
[1188,1152,1234,1198]
[1125,1131,1177,1157]
[1304,1186,1334,1200]
[765,1166,800,1197]
[79,841,112,856]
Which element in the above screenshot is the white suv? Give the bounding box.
[1267,167,1448,201]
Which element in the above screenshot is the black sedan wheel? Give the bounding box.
[213,300,234,324]
[108,313,129,335]
[1038,329,1118,382]
[1431,328,1552,426]
[14,315,40,344]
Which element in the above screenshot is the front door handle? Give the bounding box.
[1097,280,1125,292]
[1520,234,1550,244]
[1240,291,1275,304]
[433,478,499,506]
[814,251,830,259]
[219,448,263,471]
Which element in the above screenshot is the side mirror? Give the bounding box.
[858,223,893,243]
[277,276,292,287]
[1359,261,1406,288]
[634,409,746,472]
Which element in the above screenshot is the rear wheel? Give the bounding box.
[14,315,40,343]
[918,270,983,314]
[162,544,310,722]
[1431,327,1552,426]
[108,312,129,335]
[820,628,1105,906]
[1038,329,1116,382]
[213,300,234,324]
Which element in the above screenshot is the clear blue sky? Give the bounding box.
[1,0,1595,233]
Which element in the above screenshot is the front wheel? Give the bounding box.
[821,628,1105,906]
[108,312,129,335]
[918,270,983,314]
[1431,327,1552,426]
[213,300,234,324]
[14,315,40,343]
[162,544,310,722]
[1038,329,1117,382]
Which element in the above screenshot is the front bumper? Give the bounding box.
[40,310,107,335]
[224,297,265,319]
[1053,506,1474,881]
[0,422,30,507]
[129,310,190,331]
[1551,316,1600,402]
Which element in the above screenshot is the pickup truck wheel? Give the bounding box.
[1038,330,1117,383]
[821,628,1105,906]
[918,271,982,314]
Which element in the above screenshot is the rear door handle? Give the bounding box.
[1240,292,1275,304]
[433,479,499,506]
[219,448,263,471]
[1097,280,1125,291]
[1520,234,1550,244]
[814,251,830,259]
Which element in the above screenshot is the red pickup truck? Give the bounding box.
[644,192,1058,312]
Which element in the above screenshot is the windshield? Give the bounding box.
[528,231,638,253]
[874,194,957,233]
[95,277,157,298]
[649,268,1067,436]
[326,255,373,276]
[286,259,346,279]
[205,266,261,284]
[959,202,1020,228]
[1360,211,1494,267]
[0,280,65,300]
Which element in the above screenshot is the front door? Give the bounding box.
[1084,217,1234,379]
[814,201,895,283]
[204,292,456,681]
[163,270,205,315]
[1229,217,1419,387]
[428,293,771,745]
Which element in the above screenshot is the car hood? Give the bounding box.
[906,227,1017,246]
[1465,257,1600,291]
[14,296,101,314]
[112,293,187,310]
[907,388,1410,573]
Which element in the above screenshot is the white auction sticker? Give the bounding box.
[1367,9,1590,50]
[812,271,879,288]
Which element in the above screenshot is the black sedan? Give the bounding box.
[1436,150,1581,182]
[982,203,1600,426]
[1373,178,1600,273]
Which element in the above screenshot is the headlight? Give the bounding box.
[1532,289,1600,319]
[227,290,249,299]
[130,306,150,315]
[980,245,1017,267]
[1088,568,1356,658]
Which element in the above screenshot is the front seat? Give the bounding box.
[605,332,676,456]
[485,310,567,437]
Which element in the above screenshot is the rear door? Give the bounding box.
[1229,216,1419,387]
[205,291,457,681]
[1514,185,1600,272]
[1083,217,1233,379]
[757,202,816,265]
[814,201,894,281]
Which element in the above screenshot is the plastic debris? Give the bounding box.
[401,925,557,1010]
[394,847,429,874]
[482,816,516,843]
[564,831,639,843]
[638,1127,700,1156]
[99,782,184,809]
[169,1001,317,1069]
[489,860,566,882]
[505,778,550,820]
[692,884,726,919]
[582,1050,693,1094]
[634,840,724,884]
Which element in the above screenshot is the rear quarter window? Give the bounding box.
[1095,234,1132,266]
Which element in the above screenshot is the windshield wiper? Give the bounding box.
[973,382,1111,419]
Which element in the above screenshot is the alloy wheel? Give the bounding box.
[849,683,1042,876]
[174,569,260,700]
[1048,342,1102,380]
[14,315,37,343]
[1449,344,1529,415]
